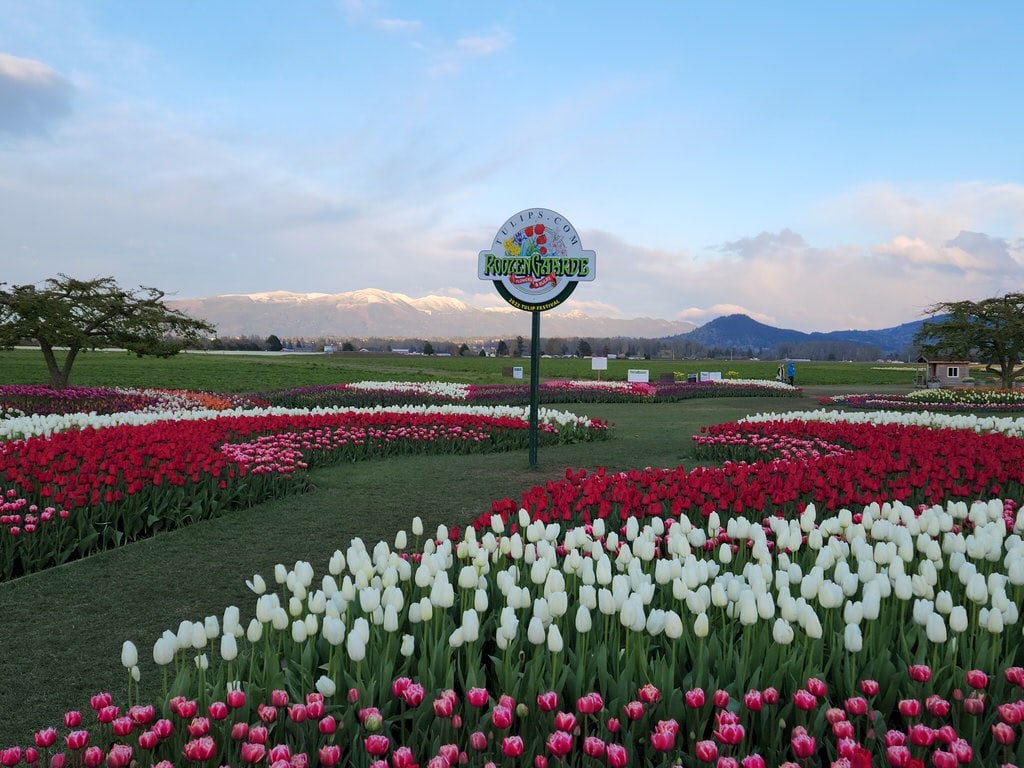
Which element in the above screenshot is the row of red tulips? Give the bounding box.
[475,420,1024,531]
[0,409,608,580]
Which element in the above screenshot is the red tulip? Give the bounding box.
[576,692,604,714]
[0,749,21,768]
[247,726,267,745]
[740,755,766,768]
[65,732,89,751]
[433,696,454,718]
[860,680,880,696]
[227,689,246,709]
[845,697,868,716]
[715,723,744,746]
[992,722,1016,745]
[931,749,956,768]
[82,747,103,768]
[907,724,935,748]
[898,699,921,718]
[606,717,621,733]
[268,745,290,764]
[137,732,158,751]
[714,689,730,707]
[744,690,763,711]
[391,677,412,698]
[288,703,308,722]
[805,677,827,697]
[469,732,488,752]
[965,669,989,689]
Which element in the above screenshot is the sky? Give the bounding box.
[2,1,1023,333]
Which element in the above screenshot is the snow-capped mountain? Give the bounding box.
[167,289,696,339]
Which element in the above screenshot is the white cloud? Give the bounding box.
[0,53,73,136]
[429,27,512,75]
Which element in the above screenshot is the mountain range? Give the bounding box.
[168,289,698,340]
[168,289,926,355]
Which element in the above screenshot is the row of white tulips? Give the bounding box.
[127,494,1024,701]
[742,408,1024,438]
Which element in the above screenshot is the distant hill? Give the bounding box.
[672,313,928,358]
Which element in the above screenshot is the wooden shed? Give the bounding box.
[916,357,973,388]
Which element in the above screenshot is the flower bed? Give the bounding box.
[0,405,608,580]
[0,385,265,418]
[265,380,801,409]
[823,388,1024,413]
[6,408,1024,767]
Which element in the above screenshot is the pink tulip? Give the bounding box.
[257,703,277,722]
[686,688,706,708]
[761,687,779,705]
[319,715,337,735]
[582,737,605,759]
[1005,666,1024,687]
[965,669,989,689]
[268,745,291,764]
[364,736,390,757]
[151,719,173,739]
[391,677,412,698]
[90,692,112,711]
[576,692,604,714]
[716,758,739,768]
[744,690,763,711]
[433,696,454,718]
[82,747,104,768]
[34,729,57,749]
[740,755,766,768]
[240,743,266,764]
[638,684,660,704]
[805,677,827,697]
[49,754,66,768]
[318,745,341,767]
[907,724,935,748]
[908,664,931,683]
[1,749,21,768]
[546,730,572,758]
[391,746,415,768]
[128,705,155,725]
[537,692,559,712]
[932,749,956,768]
[467,687,489,707]
[533,757,547,768]
[347,687,361,704]
[248,726,268,745]
[844,697,868,716]
[438,745,459,766]
[793,689,817,711]
[65,732,89,751]
[859,680,879,696]
[553,712,577,733]
[790,727,815,759]
[606,744,628,768]
[491,704,513,730]
[469,732,488,752]
[695,740,718,763]
[137,732,158,751]
[402,683,425,707]
[182,737,216,762]
[622,701,644,721]
[288,704,308,723]
[898,699,921,718]
[650,730,675,751]
[187,716,210,737]
[606,717,621,733]
[715,723,744,746]
[105,745,132,768]
[270,689,289,707]
[206,701,228,721]
[714,689,730,707]
[963,695,985,715]
[501,736,523,758]
[227,689,247,709]
[992,722,1016,745]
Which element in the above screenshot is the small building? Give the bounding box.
[916,357,973,388]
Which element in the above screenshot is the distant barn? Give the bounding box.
[916,357,973,388]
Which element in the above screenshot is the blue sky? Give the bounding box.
[2,1,1022,332]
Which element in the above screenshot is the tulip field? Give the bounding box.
[2,375,1024,768]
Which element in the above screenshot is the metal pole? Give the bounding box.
[529,309,540,468]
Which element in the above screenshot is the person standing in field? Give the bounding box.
[787,360,795,386]
[777,363,784,382]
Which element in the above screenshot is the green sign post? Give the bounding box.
[478,208,596,468]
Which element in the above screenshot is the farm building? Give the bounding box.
[916,357,973,388]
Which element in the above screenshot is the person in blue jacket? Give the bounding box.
[787,360,795,385]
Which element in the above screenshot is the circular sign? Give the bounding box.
[477,208,596,311]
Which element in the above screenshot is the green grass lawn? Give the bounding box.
[0,347,946,391]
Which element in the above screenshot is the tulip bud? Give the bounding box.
[121,641,138,669]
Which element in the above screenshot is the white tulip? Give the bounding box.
[401,634,415,657]
[694,612,709,638]
[274,563,288,584]
[575,605,592,633]
[246,618,263,643]
[527,616,546,645]
[291,620,308,644]
[394,530,407,550]
[773,618,794,645]
[191,622,208,650]
[412,516,424,536]
[220,633,238,662]
[246,574,267,595]
[346,630,366,662]
[664,610,683,639]
[121,640,138,669]
[547,624,564,653]
[844,622,863,653]
[194,653,209,670]
[153,637,175,666]
[926,613,947,644]
[949,605,969,633]
[272,607,289,631]
[316,675,337,698]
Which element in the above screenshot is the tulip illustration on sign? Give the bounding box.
[478,208,596,311]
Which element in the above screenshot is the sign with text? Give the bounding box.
[627,369,650,382]
[478,208,596,311]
